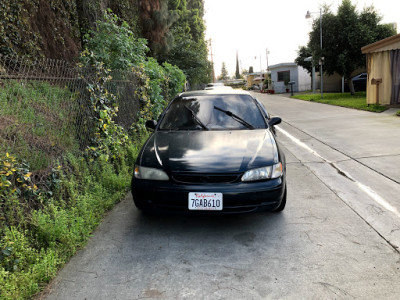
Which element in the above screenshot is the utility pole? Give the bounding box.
[319,8,323,99]
[306,9,324,99]
[208,39,215,82]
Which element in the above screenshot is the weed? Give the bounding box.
[0,139,141,299]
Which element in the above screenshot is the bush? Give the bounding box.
[0,140,143,299]
[143,57,168,117]
[0,227,59,299]
[80,10,148,70]
[163,62,186,100]
[81,10,186,121]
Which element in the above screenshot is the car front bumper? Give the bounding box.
[131,176,286,214]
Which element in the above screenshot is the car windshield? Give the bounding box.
[159,94,266,131]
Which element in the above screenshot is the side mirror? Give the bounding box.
[268,117,281,127]
[145,120,157,130]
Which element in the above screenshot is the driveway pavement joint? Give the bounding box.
[280,119,400,185]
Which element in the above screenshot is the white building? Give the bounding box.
[269,63,311,93]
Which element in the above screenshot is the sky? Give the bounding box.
[204,0,400,77]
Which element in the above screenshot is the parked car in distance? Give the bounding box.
[204,86,233,90]
[352,73,367,91]
[131,90,287,214]
[205,82,224,88]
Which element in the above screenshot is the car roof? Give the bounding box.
[353,72,367,78]
[179,89,252,97]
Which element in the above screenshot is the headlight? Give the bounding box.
[134,165,169,181]
[241,163,283,182]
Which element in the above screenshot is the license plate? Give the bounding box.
[188,192,223,210]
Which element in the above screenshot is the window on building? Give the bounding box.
[277,70,290,82]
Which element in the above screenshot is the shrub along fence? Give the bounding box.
[0,54,181,299]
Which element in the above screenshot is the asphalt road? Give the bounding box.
[42,94,400,300]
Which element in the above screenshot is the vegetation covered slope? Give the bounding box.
[0,10,187,299]
[0,0,211,87]
[0,0,141,60]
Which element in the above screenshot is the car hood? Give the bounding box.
[138,130,279,173]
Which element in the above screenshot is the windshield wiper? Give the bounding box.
[184,105,209,130]
[213,106,254,129]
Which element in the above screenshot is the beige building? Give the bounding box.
[321,69,365,92]
[246,72,266,89]
[361,33,400,105]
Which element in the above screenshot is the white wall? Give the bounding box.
[270,65,296,93]
[297,66,311,92]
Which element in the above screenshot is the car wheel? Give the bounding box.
[272,186,286,212]
[133,197,146,210]
[132,193,152,213]
[131,177,146,210]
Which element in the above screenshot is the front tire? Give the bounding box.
[133,196,146,210]
[131,177,146,210]
[272,186,286,212]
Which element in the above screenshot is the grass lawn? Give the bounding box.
[292,92,387,113]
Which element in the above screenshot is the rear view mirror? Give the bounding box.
[268,117,281,127]
[145,120,157,130]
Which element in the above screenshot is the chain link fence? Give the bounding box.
[0,55,141,174]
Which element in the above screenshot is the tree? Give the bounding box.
[296,0,396,94]
[218,62,228,80]
[295,46,313,74]
[235,51,240,79]
[161,0,212,88]
[139,0,178,59]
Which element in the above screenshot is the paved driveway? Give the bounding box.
[255,92,400,249]
[255,93,400,183]
[42,94,400,299]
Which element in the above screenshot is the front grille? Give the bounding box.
[172,173,241,184]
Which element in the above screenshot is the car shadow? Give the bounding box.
[127,203,288,246]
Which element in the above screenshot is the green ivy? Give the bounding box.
[0,1,41,57]
[78,54,129,162]
[0,0,80,59]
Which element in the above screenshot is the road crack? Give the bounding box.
[315,281,355,298]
